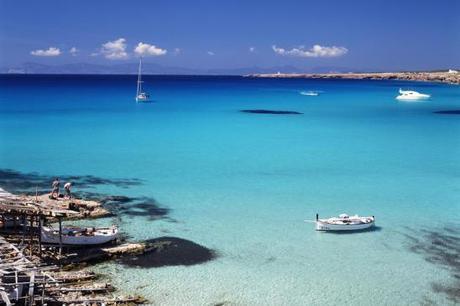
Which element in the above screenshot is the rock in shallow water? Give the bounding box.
[404,226,460,303]
[240,109,303,115]
[119,237,217,268]
[433,110,460,115]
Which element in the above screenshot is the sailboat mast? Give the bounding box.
[136,57,143,96]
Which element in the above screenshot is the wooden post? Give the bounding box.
[21,214,26,246]
[38,216,42,258]
[58,216,63,256]
[41,277,46,305]
[14,271,18,299]
[0,291,11,306]
[28,271,35,305]
[29,215,34,256]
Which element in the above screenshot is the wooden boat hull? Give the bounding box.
[315,220,375,231]
[41,227,118,245]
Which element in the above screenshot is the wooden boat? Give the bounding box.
[315,213,375,231]
[41,225,118,245]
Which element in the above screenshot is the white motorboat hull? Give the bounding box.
[41,226,118,245]
[396,95,430,101]
[396,89,430,101]
[300,91,319,96]
[315,220,375,231]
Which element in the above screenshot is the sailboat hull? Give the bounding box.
[136,94,150,103]
[136,97,151,103]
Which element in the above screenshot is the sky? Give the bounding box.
[0,0,459,71]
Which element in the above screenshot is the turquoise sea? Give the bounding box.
[0,75,459,305]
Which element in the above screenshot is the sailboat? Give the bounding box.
[135,57,150,102]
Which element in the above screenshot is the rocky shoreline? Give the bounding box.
[247,71,460,85]
[0,186,217,305]
[0,188,147,304]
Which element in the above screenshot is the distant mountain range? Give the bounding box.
[0,62,362,75]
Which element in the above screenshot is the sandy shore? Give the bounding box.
[247,71,460,85]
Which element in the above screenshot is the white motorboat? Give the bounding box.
[315,213,375,231]
[41,225,118,245]
[300,91,319,96]
[396,89,430,101]
[135,57,151,102]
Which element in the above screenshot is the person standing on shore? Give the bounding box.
[64,182,72,199]
[51,178,60,199]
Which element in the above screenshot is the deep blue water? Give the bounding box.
[1,75,459,305]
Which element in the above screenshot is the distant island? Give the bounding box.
[2,63,459,85]
[247,70,460,85]
[0,62,354,75]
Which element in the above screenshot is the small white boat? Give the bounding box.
[300,91,319,96]
[396,88,430,101]
[315,213,375,231]
[41,225,118,245]
[135,57,151,103]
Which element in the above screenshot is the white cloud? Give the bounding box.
[249,47,256,53]
[134,42,167,56]
[30,47,61,57]
[207,51,215,56]
[69,47,78,56]
[272,44,348,58]
[101,38,128,59]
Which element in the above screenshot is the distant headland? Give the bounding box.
[247,70,460,85]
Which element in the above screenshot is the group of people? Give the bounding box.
[50,178,73,199]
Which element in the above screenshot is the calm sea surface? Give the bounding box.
[0,75,459,305]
